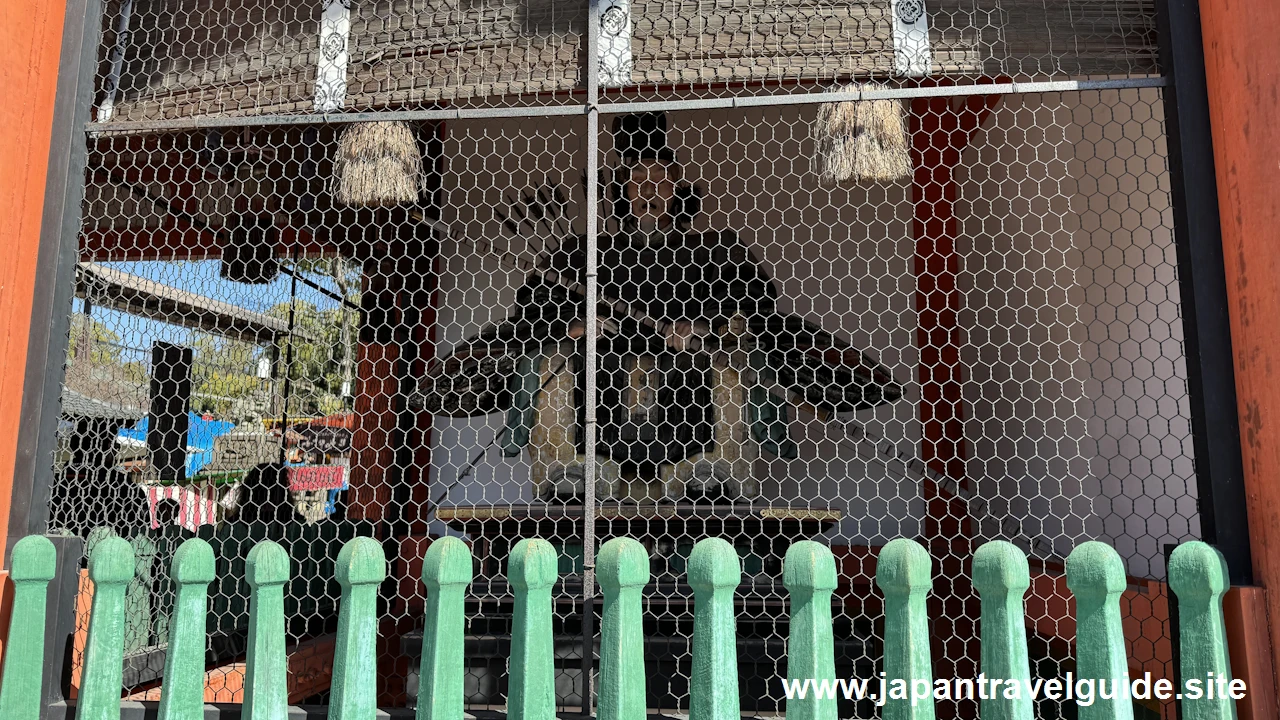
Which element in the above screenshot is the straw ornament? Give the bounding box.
[811,84,911,185]
[332,120,425,206]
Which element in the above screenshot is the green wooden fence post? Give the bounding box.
[598,537,649,720]
[1065,541,1133,720]
[0,535,57,720]
[783,540,837,720]
[417,536,473,720]
[507,538,557,720]
[85,526,117,557]
[243,540,291,720]
[156,538,216,720]
[1168,541,1237,720]
[125,534,158,654]
[972,540,1033,720]
[328,536,387,720]
[689,537,741,720]
[875,538,934,720]
[78,535,136,720]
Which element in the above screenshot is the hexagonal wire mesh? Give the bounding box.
[46,0,1192,716]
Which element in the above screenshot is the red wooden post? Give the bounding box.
[348,255,402,522]
[909,93,1000,718]
[1200,0,1280,713]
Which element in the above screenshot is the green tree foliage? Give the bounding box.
[67,313,147,386]
[190,335,265,416]
[189,298,358,420]
[265,299,360,418]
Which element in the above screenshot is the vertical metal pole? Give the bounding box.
[279,248,299,466]
[1155,0,1253,585]
[95,0,133,122]
[77,300,93,362]
[581,2,601,715]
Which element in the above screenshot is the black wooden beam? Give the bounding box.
[1157,0,1254,584]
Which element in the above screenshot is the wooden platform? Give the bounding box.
[437,501,840,536]
[437,501,842,579]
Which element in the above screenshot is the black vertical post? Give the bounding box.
[147,342,192,482]
[39,535,84,720]
[1156,0,1254,585]
[1165,543,1184,720]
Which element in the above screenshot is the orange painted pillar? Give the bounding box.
[1199,0,1280,710]
[0,0,71,668]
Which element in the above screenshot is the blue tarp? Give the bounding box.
[119,412,237,478]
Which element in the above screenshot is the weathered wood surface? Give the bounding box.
[0,536,57,720]
[327,537,387,720]
[783,540,838,720]
[972,540,1033,720]
[156,538,215,720]
[78,536,136,720]
[1168,541,1236,720]
[875,538,934,720]
[103,0,1156,121]
[243,540,291,720]
[688,538,741,720]
[506,538,557,720]
[1066,541,1134,720]
[415,535,473,720]
[0,535,1242,719]
[598,537,649,720]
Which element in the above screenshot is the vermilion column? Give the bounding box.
[0,0,71,672]
[348,254,403,522]
[1199,0,1280,711]
[909,93,998,719]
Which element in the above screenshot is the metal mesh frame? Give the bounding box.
[37,0,1204,716]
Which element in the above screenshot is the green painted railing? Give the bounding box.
[0,536,1241,720]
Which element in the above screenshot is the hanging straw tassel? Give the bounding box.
[811,83,911,185]
[332,120,424,206]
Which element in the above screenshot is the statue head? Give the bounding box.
[624,159,678,233]
[610,112,701,236]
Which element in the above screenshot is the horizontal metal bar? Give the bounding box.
[85,76,1167,135]
[598,76,1169,114]
[281,265,361,312]
[86,104,589,134]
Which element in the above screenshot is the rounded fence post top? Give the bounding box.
[130,534,157,555]
[972,540,1030,596]
[598,537,650,591]
[422,535,473,587]
[508,538,558,591]
[1065,541,1127,596]
[172,537,216,585]
[689,537,741,592]
[874,538,932,595]
[10,535,56,582]
[85,527,117,558]
[88,536,136,585]
[336,536,387,587]
[783,540,837,593]
[245,540,291,588]
[1168,541,1229,601]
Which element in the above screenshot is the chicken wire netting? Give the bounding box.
[91,0,1160,121]
[44,0,1190,717]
